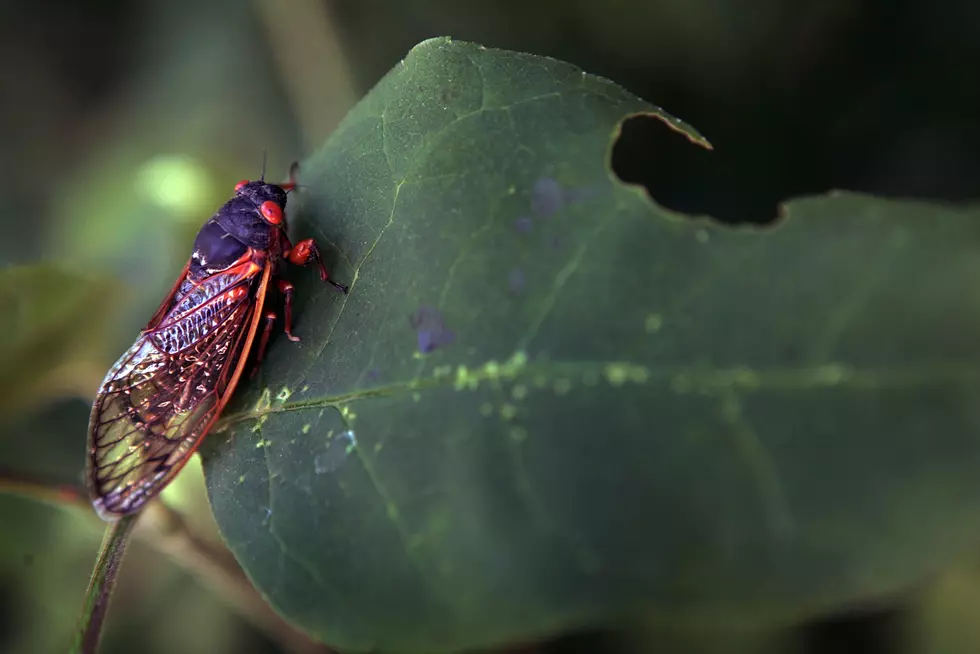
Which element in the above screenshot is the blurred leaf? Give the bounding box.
[0,398,91,490]
[203,38,980,653]
[0,265,122,421]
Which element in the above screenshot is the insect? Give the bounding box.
[86,163,347,521]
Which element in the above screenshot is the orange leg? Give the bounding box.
[250,311,277,378]
[277,279,302,342]
[285,238,349,293]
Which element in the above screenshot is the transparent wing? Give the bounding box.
[87,262,268,518]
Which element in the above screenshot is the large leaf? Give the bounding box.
[203,38,980,652]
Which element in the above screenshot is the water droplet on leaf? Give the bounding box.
[315,430,357,474]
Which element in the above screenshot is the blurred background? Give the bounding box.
[0,0,978,653]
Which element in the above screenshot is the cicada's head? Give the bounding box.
[189,177,294,275]
[233,179,290,232]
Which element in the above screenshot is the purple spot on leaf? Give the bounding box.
[531,177,565,217]
[418,328,456,353]
[508,268,526,294]
[365,368,380,382]
[514,215,533,233]
[410,306,456,353]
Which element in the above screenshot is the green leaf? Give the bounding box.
[203,37,980,652]
[0,398,93,491]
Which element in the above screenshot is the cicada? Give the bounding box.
[86,165,347,521]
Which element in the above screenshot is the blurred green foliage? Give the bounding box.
[1,1,979,653]
[0,266,120,421]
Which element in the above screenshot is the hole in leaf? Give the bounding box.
[612,113,792,226]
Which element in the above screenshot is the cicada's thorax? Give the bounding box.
[188,181,289,280]
[151,181,288,354]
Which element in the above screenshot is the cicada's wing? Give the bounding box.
[87,260,270,519]
[144,258,191,330]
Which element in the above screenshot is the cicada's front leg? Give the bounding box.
[277,160,348,293]
[283,235,349,293]
[267,234,349,348]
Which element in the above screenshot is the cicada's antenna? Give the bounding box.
[282,160,307,193]
[260,149,268,182]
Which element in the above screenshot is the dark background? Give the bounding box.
[0,1,978,652]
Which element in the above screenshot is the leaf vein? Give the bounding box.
[218,361,980,428]
[720,391,795,540]
[262,431,344,599]
[808,225,907,362]
[517,212,609,351]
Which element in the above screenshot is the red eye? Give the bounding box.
[234,179,249,192]
[259,200,283,225]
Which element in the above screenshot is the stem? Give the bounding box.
[0,469,87,506]
[2,472,331,654]
[253,0,357,148]
[69,513,140,654]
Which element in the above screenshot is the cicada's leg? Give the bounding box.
[280,161,300,191]
[283,235,349,294]
[277,279,302,343]
[250,311,277,379]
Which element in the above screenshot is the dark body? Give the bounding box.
[190,183,287,276]
[87,177,344,520]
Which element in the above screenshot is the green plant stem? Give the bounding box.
[70,513,140,654]
[0,468,87,506]
[139,501,334,654]
[2,472,331,654]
